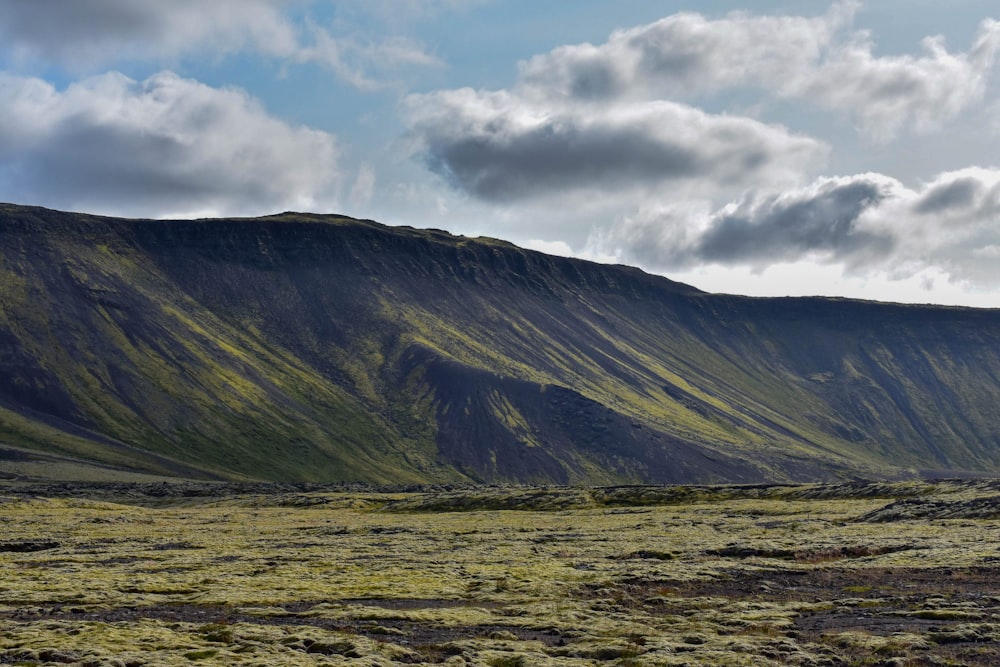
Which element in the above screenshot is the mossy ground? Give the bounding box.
[3,480,1000,665]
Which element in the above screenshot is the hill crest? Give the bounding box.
[2,203,1000,483]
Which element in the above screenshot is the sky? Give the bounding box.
[2,1,1000,307]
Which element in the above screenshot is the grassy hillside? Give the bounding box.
[2,203,1000,483]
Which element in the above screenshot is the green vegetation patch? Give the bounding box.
[3,480,1000,665]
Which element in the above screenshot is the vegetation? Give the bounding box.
[3,479,1000,665]
[3,203,1000,484]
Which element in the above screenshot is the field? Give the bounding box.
[4,480,1000,666]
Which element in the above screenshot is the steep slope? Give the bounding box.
[2,203,1000,483]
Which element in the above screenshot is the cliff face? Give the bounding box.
[3,203,1000,483]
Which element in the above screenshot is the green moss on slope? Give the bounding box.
[2,204,1000,483]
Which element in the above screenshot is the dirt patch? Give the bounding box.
[0,540,59,552]
[860,495,1000,521]
[2,601,565,652]
[602,565,1000,610]
[585,566,1000,666]
[704,543,918,563]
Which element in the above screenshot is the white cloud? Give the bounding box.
[802,19,1000,140]
[973,245,1000,258]
[0,71,341,218]
[349,165,377,210]
[0,0,298,67]
[661,261,999,307]
[593,168,1000,293]
[989,101,1000,134]
[518,2,857,102]
[297,28,443,91]
[404,2,1000,209]
[334,0,492,24]
[405,88,826,202]
[523,239,574,257]
[516,2,1000,141]
[0,0,446,91]
[911,167,1000,220]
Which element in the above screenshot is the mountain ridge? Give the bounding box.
[2,203,1000,484]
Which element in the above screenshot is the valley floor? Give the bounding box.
[3,480,1000,665]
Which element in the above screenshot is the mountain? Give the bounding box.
[2,203,1000,484]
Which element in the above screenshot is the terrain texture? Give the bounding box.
[3,203,1000,483]
[5,480,1000,665]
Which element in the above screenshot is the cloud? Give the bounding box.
[516,2,1000,140]
[297,28,443,91]
[803,19,1000,140]
[0,0,298,67]
[693,176,896,268]
[595,168,1000,289]
[405,88,826,202]
[0,71,341,218]
[913,176,983,214]
[518,2,856,102]
[0,0,445,90]
[349,165,377,210]
[405,3,1000,207]
[523,239,574,257]
[911,167,1000,220]
[335,0,492,24]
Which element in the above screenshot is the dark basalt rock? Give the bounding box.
[0,541,59,552]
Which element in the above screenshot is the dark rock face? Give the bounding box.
[0,541,59,552]
[2,203,1000,484]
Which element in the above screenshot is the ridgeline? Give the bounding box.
[3,203,1000,484]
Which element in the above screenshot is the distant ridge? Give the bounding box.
[2,202,1000,483]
